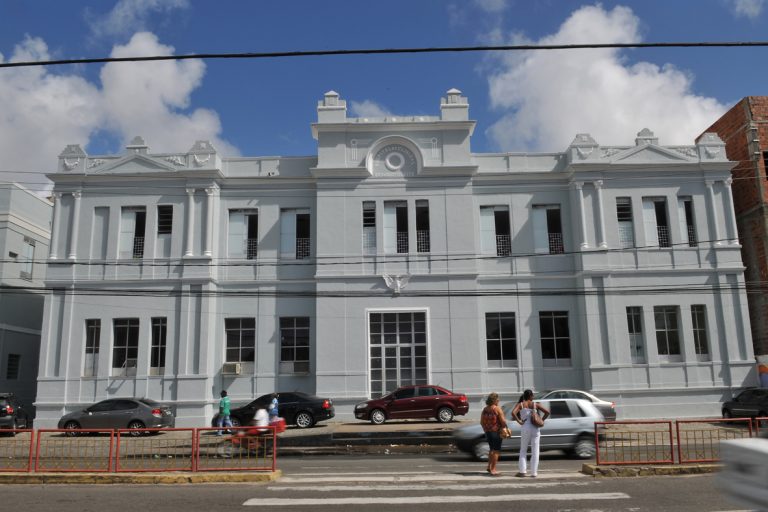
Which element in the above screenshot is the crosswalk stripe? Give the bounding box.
[269,481,595,492]
[243,492,630,506]
[277,471,585,484]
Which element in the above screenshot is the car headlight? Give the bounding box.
[355,403,367,410]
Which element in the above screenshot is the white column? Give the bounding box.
[185,188,195,257]
[204,186,216,257]
[595,180,607,249]
[573,182,589,249]
[67,191,82,260]
[723,178,740,245]
[49,193,62,259]
[706,181,722,246]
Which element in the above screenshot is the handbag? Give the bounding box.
[530,403,545,427]
[500,426,512,439]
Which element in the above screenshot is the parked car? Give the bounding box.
[212,392,335,429]
[0,393,32,434]
[722,388,768,421]
[354,384,469,424]
[57,398,175,436]
[535,389,617,421]
[453,398,603,461]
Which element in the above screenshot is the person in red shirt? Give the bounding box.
[480,392,507,476]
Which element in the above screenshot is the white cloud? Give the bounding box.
[474,0,508,13]
[728,0,765,18]
[0,32,237,193]
[88,0,190,39]
[486,5,728,151]
[350,100,394,118]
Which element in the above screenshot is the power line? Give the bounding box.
[3,41,768,69]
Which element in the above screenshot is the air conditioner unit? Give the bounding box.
[222,362,242,375]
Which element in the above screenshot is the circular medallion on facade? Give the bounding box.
[373,144,417,176]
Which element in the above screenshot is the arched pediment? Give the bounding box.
[365,136,424,177]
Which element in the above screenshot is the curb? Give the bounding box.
[278,443,458,456]
[581,463,722,477]
[0,470,281,485]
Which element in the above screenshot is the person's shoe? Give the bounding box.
[530,474,538,478]
[515,472,527,477]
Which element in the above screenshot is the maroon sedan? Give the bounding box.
[355,384,469,424]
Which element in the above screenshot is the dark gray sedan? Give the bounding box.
[58,398,174,436]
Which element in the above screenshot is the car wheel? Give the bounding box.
[127,420,146,436]
[571,437,596,459]
[230,417,242,428]
[757,411,767,429]
[473,440,490,462]
[295,411,315,429]
[722,409,732,419]
[370,409,386,425]
[437,407,454,423]
[63,421,81,437]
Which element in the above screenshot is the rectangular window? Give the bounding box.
[112,318,139,376]
[539,311,571,367]
[626,307,645,363]
[228,209,259,259]
[280,208,310,259]
[415,200,430,253]
[368,311,427,397]
[616,197,634,248]
[119,207,146,259]
[5,354,20,380]
[691,305,710,359]
[485,312,517,367]
[363,201,376,255]
[279,317,310,373]
[479,206,511,256]
[20,237,34,280]
[224,318,255,363]
[84,319,101,377]
[678,197,697,247]
[654,306,681,360]
[533,205,564,254]
[384,201,408,254]
[642,198,670,248]
[150,317,167,375]
[157,205,173,235]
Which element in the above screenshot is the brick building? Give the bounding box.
[703,97,768,358]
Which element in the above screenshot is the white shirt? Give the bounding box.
[254,408,269,427]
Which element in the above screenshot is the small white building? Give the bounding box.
[0,183,51,413]
[35,90,757,427]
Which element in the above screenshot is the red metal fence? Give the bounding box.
[595,418,761,465]
[0,426,276,473]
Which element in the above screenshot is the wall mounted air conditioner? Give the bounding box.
[222,362,242,375]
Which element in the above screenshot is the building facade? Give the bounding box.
[0,183,51,413]
[703,97,768,360]
[35,90,757,427]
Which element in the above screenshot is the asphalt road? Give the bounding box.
[8,453,744,512]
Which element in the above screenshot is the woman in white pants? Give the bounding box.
[511,389,550,477]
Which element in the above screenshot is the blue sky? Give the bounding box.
[1,0,768,193]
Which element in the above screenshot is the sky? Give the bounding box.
[1,0,768,194]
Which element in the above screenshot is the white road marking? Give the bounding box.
[277,471,585,483]
[243,492,630,506]
[269,481,595,492]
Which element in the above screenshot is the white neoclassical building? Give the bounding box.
[34,89,757,427]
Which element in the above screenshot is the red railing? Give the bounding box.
[595,421,674,465]
[676,418,753,464]
[195,426,277,472]
[35,429,115,473]
[595,418,761,465]
[0,430,34,472]
[115,428,196,472]
[0,427,278,473]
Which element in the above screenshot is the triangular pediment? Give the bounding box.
[91,153,178,174]
[609,144,692,164]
